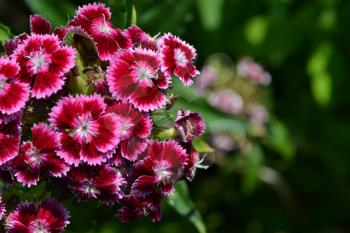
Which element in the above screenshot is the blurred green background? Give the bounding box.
[1,0,350,232]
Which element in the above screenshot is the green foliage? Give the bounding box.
[0,23,12,43]
[167,181,206,233]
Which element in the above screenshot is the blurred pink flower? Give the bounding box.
[208,89,244,114]
[247,104,269,126]
[237,57,271,86]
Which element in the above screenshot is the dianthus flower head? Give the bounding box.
[49,94,121,166]
[13,34,75,99]
[116,192,163,223]
[0,58,29,115]
[107,101,152,161]
[131,140,187,196]
[30,14,51,35]
[126,25,157,51]
[158,33,199,86]
[5,199,69,233]
[68,2,131,61]
[106,48,170,111]
[174,109,205,143]
[0,118,21,166]
[11,123,69,187]
[67,165,125,203]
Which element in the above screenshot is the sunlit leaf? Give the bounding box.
[197,0,225,31]
[167,181,207,233]
[245,16,269,46]
[0,23,12,43]
[193,138,214,153]
[264,118,295,161]
[307,42,333,106]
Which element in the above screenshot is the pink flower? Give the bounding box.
[158,33,199,86]
[247,104,269,126]
[68,3,131,61]
[126,25,157,50]
[107,102,152,161]
[195,65,218,95]
[0,118,20,166]
[117,193,162,222]
[5,199,69,233]
[0,58,29,115]
[208,89,244,114]
[49,94,121,166]
[174,109,205,143]
[68,165,125,203]
[237,57,271,85]
[131,141,187,196]
[106,48,169,111]
[10,123,69,187]
[13,34,75,99]
[30,15,51,34]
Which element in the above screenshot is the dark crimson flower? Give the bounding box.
[3,33,28,56]
[0,118,20,166]
[5,199,69,233]
[68,165,125,203]
[174,109,205,143]
[0,58,29,115]
[30,15,51,34]
[117,193,163,223]
[68,3,131,61]
[13,34,75,99]
[126,25,157,50]
[106,48,169,111]
[0,195,5,220]
[107,102,152,161]
[158,33,199,86]
[131,141,187,196]
[54,27,68,41]
[49,94,121,166]
[11,123,69,187]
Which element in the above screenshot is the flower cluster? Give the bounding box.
[0,3,205,232]
[194,54,271,153]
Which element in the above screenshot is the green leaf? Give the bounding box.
[155,128,176,140]
[197,0,225,31]
[24,0,75,26]
[264,118,295,161]
[131,5,137,25]
[193,138,214,153]
[241,143,264,194]
[0,23,12,43]
[167,181,207,233]
[106,0,133,28]
[245,16,269,46]
[307,42,333,106]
